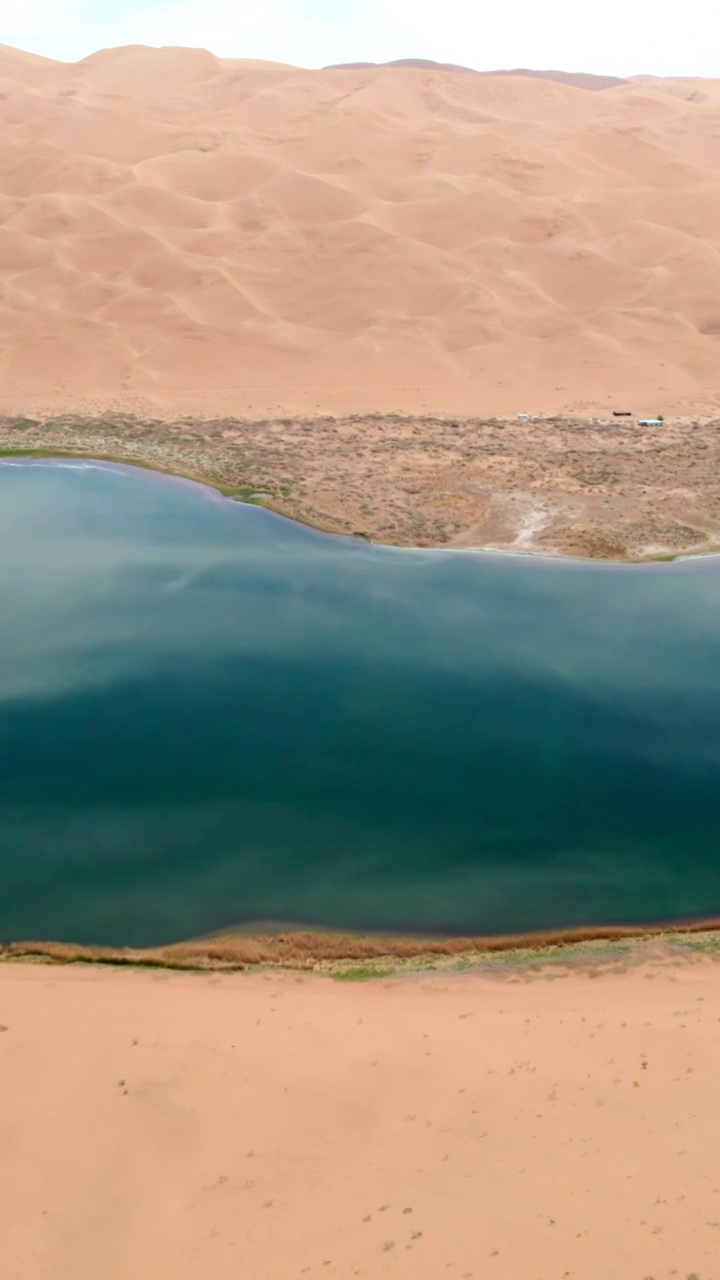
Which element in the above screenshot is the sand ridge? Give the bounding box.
[0,45,719,419]
[1,957,719,1279]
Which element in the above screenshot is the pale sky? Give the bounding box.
[0,0,717,77]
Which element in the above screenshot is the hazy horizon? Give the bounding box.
[1,0,716,78]
[2,42,708,80]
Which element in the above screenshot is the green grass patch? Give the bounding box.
[0,447,79,458]
[217,485,270,503]
[332,965,395,982]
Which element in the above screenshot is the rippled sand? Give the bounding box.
[0,46,719,421]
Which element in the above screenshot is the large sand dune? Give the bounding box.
[0,45,718,418]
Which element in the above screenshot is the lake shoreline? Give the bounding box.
[5,919,720,977]
[0,440,717,566]
[2,409,720,559]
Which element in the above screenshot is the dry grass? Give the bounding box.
[4,920,720,975]
[3,411,720,557]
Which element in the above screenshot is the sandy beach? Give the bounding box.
[1,954,718,1279]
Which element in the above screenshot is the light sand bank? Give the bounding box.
[1,954,718,1278]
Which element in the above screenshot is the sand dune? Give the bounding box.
[327,59,630,92]
[0,45,718,418]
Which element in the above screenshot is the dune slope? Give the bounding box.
[0,45,719,417]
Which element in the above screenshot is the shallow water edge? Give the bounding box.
[0,446,708,563]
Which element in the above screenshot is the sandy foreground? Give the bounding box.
[1,958,719,1280]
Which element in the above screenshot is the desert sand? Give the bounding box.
[1,953,719,1280]
[0,45,719,422]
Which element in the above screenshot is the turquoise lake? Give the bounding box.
[1,458,720,947]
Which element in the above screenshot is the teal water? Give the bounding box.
[1,458,720,947]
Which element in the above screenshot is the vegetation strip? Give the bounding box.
[4,921,720,977]
[2,410,720,558]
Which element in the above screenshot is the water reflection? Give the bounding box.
[1,458,720,945]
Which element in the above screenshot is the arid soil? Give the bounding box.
[3,410,720,557]
[1,951,719,1280]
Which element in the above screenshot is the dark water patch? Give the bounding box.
[2,458,720,947]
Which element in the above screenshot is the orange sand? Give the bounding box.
[1,959,718,1278]
[0,46,719,421]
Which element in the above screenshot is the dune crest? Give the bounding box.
[0,45,719,418]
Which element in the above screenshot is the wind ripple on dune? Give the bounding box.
[0,44,719,417]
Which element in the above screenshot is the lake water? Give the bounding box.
[1,458,720,947]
